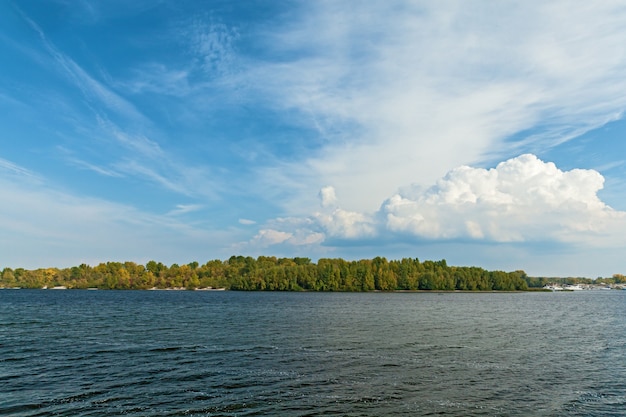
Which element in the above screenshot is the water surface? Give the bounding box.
[1,290,625,416]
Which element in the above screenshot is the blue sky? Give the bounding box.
[2,1,626,277]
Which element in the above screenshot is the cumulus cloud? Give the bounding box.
[314,209,377,240]
[247,226,324,248]
[246,155,626,251]
[381,154,623,243]
[235,215,325,252]
[319,186,338,208]
[249,229,292,247]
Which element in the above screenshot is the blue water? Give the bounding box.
[1,290,625,416]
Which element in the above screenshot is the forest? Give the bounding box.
[0,255,550,291]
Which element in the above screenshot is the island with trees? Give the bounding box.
[1,256,624,291]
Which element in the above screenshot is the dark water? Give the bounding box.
[1,290,625,416]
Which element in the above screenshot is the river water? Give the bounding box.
[1,290,625,416]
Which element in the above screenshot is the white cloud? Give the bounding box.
[314,209,377,240]
[237,216,325,252]
[122,63,191,97]
[57,147,123,178]
[247,155,626,252]
[99,117,164,159]
[236,1,626,214]
[167,204,203,216]
[319,186,337,208]
[86,117,219,199]
[18,10,223,201]
[248,228,325,249]
[0,159,233,269]
[238,218,256,225]
[21,12,147,125]
[381,154,624,243]
[185,17,240,77]
[0,156,41,180]
[249,229,293,247]
[292,231,325,246]
[91,2,626,221]
[115,159,189,196]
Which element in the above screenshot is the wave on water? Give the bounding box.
[2,290,625,416]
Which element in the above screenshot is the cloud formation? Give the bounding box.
[0,159,227,268]
[318,186,337,208]
[245,219,325,250]
[381,154,623,243]
[239,1,626,213]
[250,155,626,250]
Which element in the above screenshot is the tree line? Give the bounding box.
[0,256,538,291]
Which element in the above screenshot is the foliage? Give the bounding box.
[0,256,535,291]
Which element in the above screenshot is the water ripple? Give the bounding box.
[1,290,625,416]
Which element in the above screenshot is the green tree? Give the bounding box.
[1,268,16,287]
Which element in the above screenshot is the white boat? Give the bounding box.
[543,284,563,291]
[563,284,584,291]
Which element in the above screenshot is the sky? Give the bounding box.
[2,1,626,277]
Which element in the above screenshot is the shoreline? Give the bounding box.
[0,287,588,293]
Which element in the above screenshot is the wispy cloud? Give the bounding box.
[0,159,229,268]
[70,158,123,178]
[57,147,123,178]
[225,1,626,213]
[167,204,203,216]
[0,156,41,181]
[20,11,148,125]
[113,159,186,196]
[116,17,241,99]
[120,63,191,97]
[14,9,222,201]
[186,16,240,78]
[96,116,163,159]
